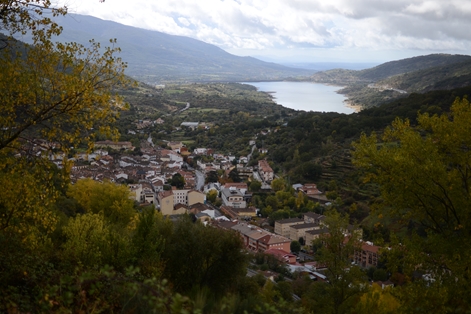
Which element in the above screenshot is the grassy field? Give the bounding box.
[186,108,225,113]
[165,89,185,95]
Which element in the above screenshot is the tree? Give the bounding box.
[131,208,170,277]
[162,217,248,297]
[250,180,262,192]
[1,1,65,39]
[307,210,367,314]
[326,191,338,200]
[298,237,305,246]
[290,240,301,254]
[268,209,291,226]
[67,179,136,226]
[228,168,241,182]
[265,195,280,210]
[295,191,306,209]
[296,162,322,181]
[0,0,128,241]
[372,268,388,282]
[170,173,185,189]
[271,178,286,192]
[62,213,131,269]
[206,170,219,183]
[352,97,471,311]
[353,284,400,314]
[206,189,218,203]
[0,22,127,155]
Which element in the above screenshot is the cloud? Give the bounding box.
[61,0,471,61]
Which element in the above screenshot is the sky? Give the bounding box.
[59,0,471,64]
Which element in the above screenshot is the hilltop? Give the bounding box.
[310,54,471,108]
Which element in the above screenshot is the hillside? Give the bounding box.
[310,54,471,108]
[376,59,471,92]
[357,54,471,81]
[48,14,313,83]
[310,54,471,85]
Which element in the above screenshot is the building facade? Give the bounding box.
[354,242,380,268]
[258,159,274,183]
[157,189,205,216]
[289,223,321,241]
[274,218,304,238]
[221,188,246,208]
[231,223,291,253]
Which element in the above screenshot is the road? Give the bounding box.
[147,134,154,147]
[247,144,256,163]
[195,170,205,191]
[252,171,262,182]
[367,83,407,94]
[179,102,190,112]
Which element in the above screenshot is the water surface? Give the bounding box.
[243,81,355,114]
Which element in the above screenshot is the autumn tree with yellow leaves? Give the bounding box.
[0,0,128,238]
[353,97,471,312]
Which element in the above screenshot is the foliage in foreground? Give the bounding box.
[353,97,471,312]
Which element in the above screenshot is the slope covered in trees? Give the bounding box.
[352,97,471,312]
[311,54,471,85]
[311,54,471,108]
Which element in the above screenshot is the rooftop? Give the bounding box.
[275,218,304,225]
[290,223,320,230]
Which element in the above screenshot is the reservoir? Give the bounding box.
[242,81,355,114]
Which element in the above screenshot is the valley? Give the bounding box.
[3,2,471,312]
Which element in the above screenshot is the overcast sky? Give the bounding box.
[60,0,471,64]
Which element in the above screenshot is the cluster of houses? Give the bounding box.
[292,183,329,205]
[273,212,381,268]
[69,147,190,189]
[274,212,328,243]
[214,220,292,254]
[212,210,381,271]
[42,136,382,271]
[63,139,275,218]
[26,119,389,288]
[132,118,165,131]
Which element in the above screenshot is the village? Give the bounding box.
[32,130,386,286]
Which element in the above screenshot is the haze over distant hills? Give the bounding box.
[311,54,471,85]
[309,54,471,108]
[12,12,471,104]
[48,14,313,84]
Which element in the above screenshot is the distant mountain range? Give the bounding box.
[10,13,471,107]
[310,54,471,108]
[47,14,313,84]
[311,54,471,85]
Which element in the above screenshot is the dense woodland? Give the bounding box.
[2,1,471,313]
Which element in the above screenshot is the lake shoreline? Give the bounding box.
[241,81,356,114]
[343,99,362,113]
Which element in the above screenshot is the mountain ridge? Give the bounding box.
[50,14,313,83]
[310,53,471,108]
[310,54,471,85]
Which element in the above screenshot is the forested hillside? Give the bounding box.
[311,54,471,108]
[311,54,471,85]
[376,59,471,92]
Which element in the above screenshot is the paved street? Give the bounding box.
[247,144,256,163]
[147,134,154,147]
[195,170,205,191]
